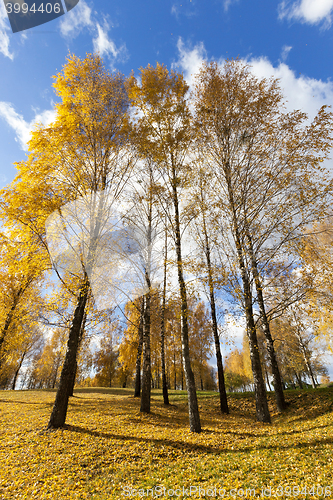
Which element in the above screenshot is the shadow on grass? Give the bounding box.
[60,423,333,456]
[0,398,53,407]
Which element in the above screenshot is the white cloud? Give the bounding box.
[172,38,207,87]
[0,1,14,60]
[278,0,333,27]
[59,2,127,65]
[0,102,56,151]
[174,39,333,123]
[281,44,292,62]
[171,4,179,18]
[59,0,93,37]
[223,0,240,12]
[171,2,197,20]
[246,56,333,122]
[92,22,127,63]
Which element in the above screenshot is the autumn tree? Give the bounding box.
[0,228,48,375]
[189,301,213,390]
[118,300,143,389]
[164,296,182,390]
[159,224,170,404]
[193,60,273,422]
[300,219,333,353]
[120,298,144,396]
[93,320,121,387]
[121,157,166,413]
[193,59,333,420]
[26,328,67,389]
[187,167,229,412]
[224,348,252,392]
[1,53,133,429]
[128,64,201,432]
[42,54,132,428]
[271,308,328,389]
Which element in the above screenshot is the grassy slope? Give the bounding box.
[0,387,333,499]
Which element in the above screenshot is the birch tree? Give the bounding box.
[128,64,201,432]
[1,54,132,429]
[193,58,333,419]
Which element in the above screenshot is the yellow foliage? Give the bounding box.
[0,387,333,498]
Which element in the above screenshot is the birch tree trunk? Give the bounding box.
[160,227,169,405]
[201,203,229,413]
[134,297,144,398]
[11,350,27,390]
[140,294,151,412]
[172,173,201,433]
[245,230,287,411]
[224,163,271,423]
[47,277,89,429]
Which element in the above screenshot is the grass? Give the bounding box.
[0,387,333,499]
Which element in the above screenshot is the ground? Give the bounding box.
[0,387,333,499]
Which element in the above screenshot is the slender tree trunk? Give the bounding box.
[306,363,317,388]
[140,293,151,413]
[160,229,169,404]
[109,366,112,388]
[156,360,160,389]
[295,330,317,388]
[140,175,153,413]
[294,370,303,389]
[69,310,86,397]
[201,206,229,413]
[134,297,144,397]
[172,174,201,433]
[0,288,24,370]
[173,351,177,390]
[52,355,61,389]
[11,350,26,390]
[264,364,272,391]
[47,277,89,429]
[245,230,287,411]
[224,162,271,423]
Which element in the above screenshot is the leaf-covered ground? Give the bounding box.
[0,387,333,499]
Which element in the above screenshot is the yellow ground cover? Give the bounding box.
[0,387,332,499]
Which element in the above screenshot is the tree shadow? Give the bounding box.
[0,399,53,407]
[58,423,333,457]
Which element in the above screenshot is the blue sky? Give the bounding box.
[1,0,333,377]
[1,0,333,188]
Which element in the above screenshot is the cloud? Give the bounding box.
[0,1,14,60]
[92,22,127,64]
[171,2,197,20]
[223,0,240,12]
[278,0,333,27]
[247,56,333,122]
[173,39,333,123]
[280,44,292,62]
[59,0,93,38]
[0,102,56,150]
[59,2,127,65]
[172,37,207,87]
[171,4,179,18]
